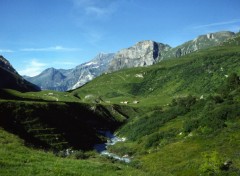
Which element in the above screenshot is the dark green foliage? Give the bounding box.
[0,101,127,150]
[200,102,240,131]
[171,95,196,110]
[183,118,199,133]
[183,73,240,133]
[119,106,187,141]
[144,129,178,149]
[218,72,240,96]
[0,39,240,175]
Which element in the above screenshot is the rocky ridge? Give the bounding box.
[162,31,236,59]
[108,40,171,72]
[25,53,115,91]
[25,31,236,91]
[0,56,40,92]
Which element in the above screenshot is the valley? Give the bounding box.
[0,32,240,175]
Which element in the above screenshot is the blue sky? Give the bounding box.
[0,0,239,76]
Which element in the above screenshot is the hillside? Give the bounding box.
[0,128,148,176]
[72,44,240,107]
[25,31,235,92]
[0,56,40,92]
[0,88,139,150]
[0,34,239,175]
[105,71,240,175]
[162,31,236,59]
[72,40,240,175]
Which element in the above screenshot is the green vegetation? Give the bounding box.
[72,45,240,108]
[0,41,240,175]
[0,128,148,176]
[107,73,240,175]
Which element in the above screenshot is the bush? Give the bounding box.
[72,150,87,159]
[171,95,196,111]
[183,118,199,133]
[144,129,178,149]
[218,72,240,96]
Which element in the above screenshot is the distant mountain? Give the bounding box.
[26,67,69,91]
[108,40,171,72]
[108,31,235,72]
[25,31,236,92]
[25,53,115,91]
[71,53,115,89]
[162,31,236,59]
[0,55,40,92]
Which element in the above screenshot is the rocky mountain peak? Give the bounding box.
[25,53,115,91]
[163,31,236,59]
[108,40,171,72]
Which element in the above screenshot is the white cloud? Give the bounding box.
[19,59,47,77]
[20,46,80,52]
[193,19,240,29]
[72,0,116,19]
[0,49,14,53]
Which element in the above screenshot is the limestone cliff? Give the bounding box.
[109,40,171,72]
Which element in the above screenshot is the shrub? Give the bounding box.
[71,150,88,159]
[183,118,199,133]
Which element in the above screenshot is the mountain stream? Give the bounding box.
[94,131,131,163]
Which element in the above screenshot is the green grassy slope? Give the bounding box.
[0,128,148,176]
[73,44,240,107]
[0,37,239,175]
[0,88,139,150]
[107,72,240,175]
[72,42,240,175]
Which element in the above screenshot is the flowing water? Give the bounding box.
[94,131,131,163]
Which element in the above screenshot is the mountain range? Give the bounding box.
[24,31,237,91]
[0,30,240,176]
[25,53,114,91]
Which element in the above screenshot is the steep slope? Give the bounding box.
[111,76,240,175]
[162,31,235,59]
[25,31,235,92]
[0,128,147,176]
[108,40,171,72]
[0,34,239,175]
[0,55,40,92]
[0,86,140,151]
[26,68,68,91]
[107,31,235,73]
[25,53,114,91]
[71,53,115,89]
[72,40,240,175]
[0,100,131,150]
[73,43,240,107]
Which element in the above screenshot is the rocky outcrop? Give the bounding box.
[71,53,114,89]
[25,53,115,91]
[162,31,236,59]
[25,31,236,91]
[0,55,40,92]
[108,40,171,72]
